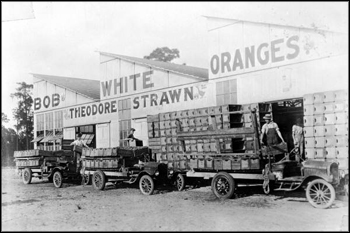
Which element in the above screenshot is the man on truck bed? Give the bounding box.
[70,133,90,149]
[127,128,139,140]
[260,114,285,146]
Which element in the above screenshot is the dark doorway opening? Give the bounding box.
[259,98,304,155]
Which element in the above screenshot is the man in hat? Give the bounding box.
[70,133,90,171]
[127,128,139,141]
[260,114,285,146]
[70,133,90,148]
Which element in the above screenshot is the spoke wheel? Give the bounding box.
[176,173,186,191]
[22,168,32,184]
[92,170,106,190]
[83,174,91,185]
[53,171,63,188]
[139,175,155,195]
[211,172,235,199]
[306,179,335,209]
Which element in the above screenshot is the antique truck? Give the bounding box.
[147,105,346,209]
[14,139,85,188]
[80,144,169,195]
[180,109,345,209]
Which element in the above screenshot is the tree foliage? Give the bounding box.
[2,113,17,166]
[10,82,34,150]
[144,47,180,63]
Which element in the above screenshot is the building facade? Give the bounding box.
[32,16,348,173]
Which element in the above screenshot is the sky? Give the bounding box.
[2,2,348,129]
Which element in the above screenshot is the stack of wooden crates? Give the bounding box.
[14,149,53,168]
[147,104,262,172]
[81,146,150,169]
[303,89,348,174]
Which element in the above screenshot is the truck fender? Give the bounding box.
[49,167,65,178]
[301,175,330,188]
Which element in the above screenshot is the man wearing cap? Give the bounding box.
[260,114,285,146]
[70,133,90,148]
[70,133,90,171]
[127,128,139,141]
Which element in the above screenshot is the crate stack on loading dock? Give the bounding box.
[147,104,262,172]
[303,89,348,174]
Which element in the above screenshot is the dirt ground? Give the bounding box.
[1,167,348,231]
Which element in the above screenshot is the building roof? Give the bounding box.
[99,52,209,80]
[203,2,347,34]
[32,73,100,100]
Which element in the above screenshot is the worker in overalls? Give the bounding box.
[260,114,285,146]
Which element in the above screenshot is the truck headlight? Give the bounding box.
[155,171,159,176]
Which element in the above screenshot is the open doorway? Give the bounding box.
[259,98,304,154]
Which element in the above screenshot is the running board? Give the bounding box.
[274,188,300,192]
[123,178,137,184]
[274,181,302,192]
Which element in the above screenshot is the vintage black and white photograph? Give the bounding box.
[1,1,349,231]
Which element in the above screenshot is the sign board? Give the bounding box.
[208,20,347,79]
[63,98,118,128]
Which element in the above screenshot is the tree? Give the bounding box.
[144,47,180,63]
[2,113,9,152]
[10,82,34,150]
[2,113,17,166]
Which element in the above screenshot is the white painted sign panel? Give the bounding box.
[63,98,118,128]
[208,20,347,79]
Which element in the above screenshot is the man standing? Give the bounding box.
[127,128,139,140]
[292,118,304,163]
[260,114,285,146]
[70,133,89,171]
[70,133,90,148]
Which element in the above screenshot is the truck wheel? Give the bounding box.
[53,171,63,188]
[22,168,32,184]
[139,175,155,195]
[306,179,335,209]
[83,174,91,185]
[176,173,186,191]
[211,172,235,199]
[92,170,106,190]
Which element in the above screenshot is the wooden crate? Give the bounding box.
[222,157,232,170]
[323,91,335,103]
[334,90,348,101]
[213,159,223,170]
[250,156,260,169]
[198,158,205,168]
[241,155,250,169]
[232,157,241,170]
[313,93,324,104]
[335,136,348,147]
[103,148,112,156]
[324,113,336,125]
[336,147,349,159]
[335,124,348,136]
[205,157,214,169]
[189,156,198,169]
[304,105,314,116]
[314,137,326,148]
[334,102,348,112]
